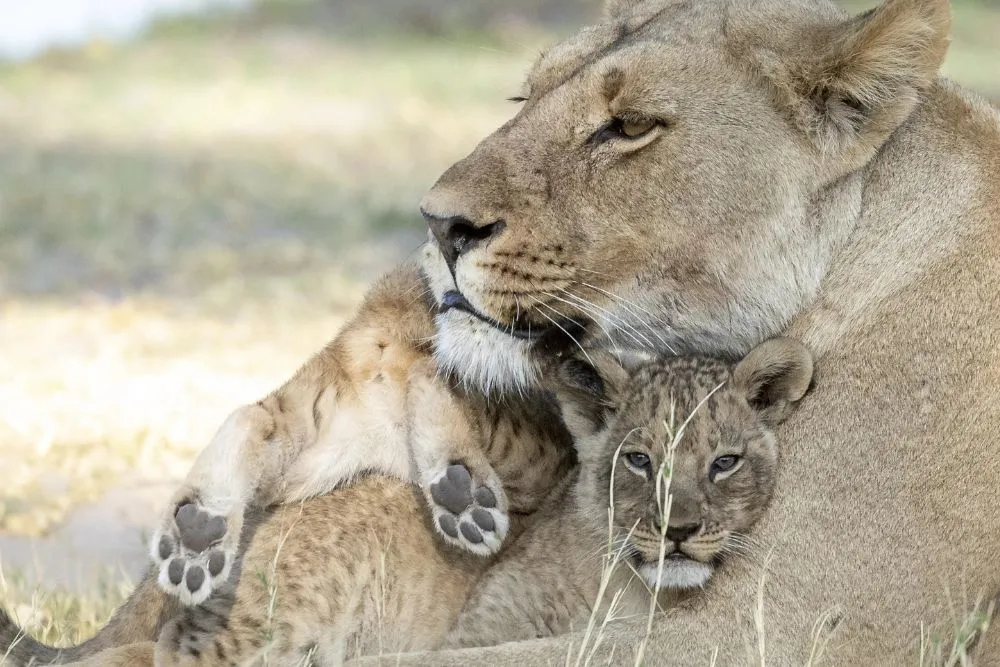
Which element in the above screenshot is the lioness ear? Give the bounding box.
[603,0,645,20]
[732,338,814,427]
[774,0,950,158]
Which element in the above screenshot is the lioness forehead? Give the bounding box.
[526,2,719,98]
[525,0,846,100]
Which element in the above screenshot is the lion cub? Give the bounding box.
[0,339,810,666]
[447,337,813,647]
[150,261,574,605]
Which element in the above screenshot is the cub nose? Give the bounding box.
[421,210,506,273]
[664,522,701,544]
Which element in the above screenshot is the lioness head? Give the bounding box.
[419,0,949,393]
[554,337,813,589]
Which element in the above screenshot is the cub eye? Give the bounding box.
[622,451,652,476]
[709,455,743,481]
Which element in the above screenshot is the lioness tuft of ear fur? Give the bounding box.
[732,338,814,427]
[603,0,647,20]
[775,0,950,158]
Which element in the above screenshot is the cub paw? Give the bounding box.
[151,501,240,606]
[428,463,508,557]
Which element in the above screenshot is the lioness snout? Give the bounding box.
[422,209,505,271]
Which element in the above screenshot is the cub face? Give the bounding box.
[554,338,813,589]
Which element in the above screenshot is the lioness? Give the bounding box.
[400,0,1000,661]
[0,338,813,665]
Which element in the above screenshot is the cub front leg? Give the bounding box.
[407,365,509,557]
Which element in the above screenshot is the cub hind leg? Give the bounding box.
[151,265,433,605]
[407,362,510,556]
[61,642,156,667]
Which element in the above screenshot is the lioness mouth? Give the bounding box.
[439,290,585,343]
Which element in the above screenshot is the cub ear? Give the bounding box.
[772,0,950,159]
[549,349,639,442]
[732,338,814,427]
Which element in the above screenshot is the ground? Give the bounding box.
[0,0,996,651]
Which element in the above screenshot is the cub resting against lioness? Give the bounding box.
[148,258,576,606]
[0,337,811,666]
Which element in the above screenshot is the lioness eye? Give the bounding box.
[709,455,742,481]
[589,117,659,144]
[623,451,652,475]
[619,118,656,138]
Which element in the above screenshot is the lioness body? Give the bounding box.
[402,0,1000,662]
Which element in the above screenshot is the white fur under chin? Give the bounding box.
[434,311,538,394]
[640,560,713,590]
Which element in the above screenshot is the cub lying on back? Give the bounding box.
[0,338,812,666]
[150,259,575,605]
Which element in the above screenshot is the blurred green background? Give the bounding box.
[0,0,996,645]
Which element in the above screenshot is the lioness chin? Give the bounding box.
[0,339,812,666]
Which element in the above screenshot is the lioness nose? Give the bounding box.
[665,522,701,543]
[421,210,506,273]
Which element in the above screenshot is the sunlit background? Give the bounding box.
[0,0,996,643]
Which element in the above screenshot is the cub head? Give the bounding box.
[553,337,813,589]
[420,0,949,393]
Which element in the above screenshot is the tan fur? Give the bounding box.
[392,0,1000,663]
[7,341,808,666]
[446,339,812,648]
[144,261,574,605]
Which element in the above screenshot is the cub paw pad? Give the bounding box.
[430,465,474,514]
[185,566,206,593]
[152,501,236,606]
[175,504,227,552]
[427,462,509,557]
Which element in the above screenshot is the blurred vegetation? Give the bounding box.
[0,0,996,645]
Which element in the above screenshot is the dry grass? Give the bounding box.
[0,567,130,649]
